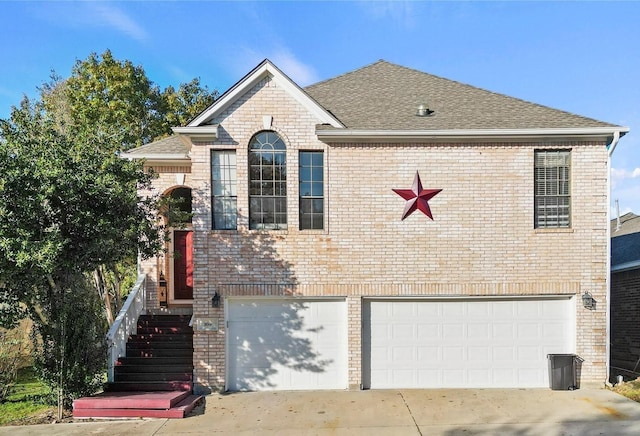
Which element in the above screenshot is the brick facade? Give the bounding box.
[141,73,610,393]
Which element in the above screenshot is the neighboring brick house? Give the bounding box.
[122,59,628,393]
[610,212,640,381]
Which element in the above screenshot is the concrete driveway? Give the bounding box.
[2,388,640,435]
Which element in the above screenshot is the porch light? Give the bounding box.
[416,103,434,117]
[212,291,221,308]
[582,291,596,310]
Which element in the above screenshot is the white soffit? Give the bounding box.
[188,60,343,129]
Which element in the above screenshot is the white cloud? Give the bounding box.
[227,45,319,87]
[89,3,148,42]
[359,0,416,29]
[611,167,640,189]
[270,49,320,86]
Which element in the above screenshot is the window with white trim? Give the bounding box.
[211,150,237,230]
[534,149,571,228]
[249,131,287,230]
[299,151,324,230]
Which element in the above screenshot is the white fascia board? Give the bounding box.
[316,127,630,142]
[120,152,190,163]
[189,60,343,128]
[172,125,219,139]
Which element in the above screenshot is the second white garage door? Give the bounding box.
[363,297,575,389]
[227,298,348,391]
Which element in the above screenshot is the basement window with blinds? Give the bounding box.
[534,149,571,228]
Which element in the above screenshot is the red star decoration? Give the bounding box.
[392,172,442,220]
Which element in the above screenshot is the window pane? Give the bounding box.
[300,199,311,214]
[534,150,570,229]
[299,151,324,230]
[300,182,312,197]
[300,167,311,181]
[249,131,288,229]
[312,199,324,214]
[311,182,323,197]
[312,167,323,182]
[211,150,237,230]
[311,152,323,166]
[299,152,311,166]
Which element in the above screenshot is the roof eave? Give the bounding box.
[316,127,630,143]
[172,125,220,140]
[120,152,191,164]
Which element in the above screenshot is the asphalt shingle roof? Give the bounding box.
[611,212,640,237]
[305,60,619,131]
[123,135,188,156]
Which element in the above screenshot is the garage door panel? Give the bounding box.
[517,301,540,318]
[467,302,490,318]
[443,323,464,339]
[443,303,464,317]
[364,298,574,389]
[227,299,347,391]
[493,324,515,339]
[417,304,440,317]
[468,346,490,361]
[468,323,490,339]
[418,346,440,361]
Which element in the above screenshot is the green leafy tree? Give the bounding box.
[0,99,164,415]
[61,50,166,151]
[0,50,215,413]
[41,50,217,153]
[32,272,107,415]
[36,50,215,321]
[162,77,219,127]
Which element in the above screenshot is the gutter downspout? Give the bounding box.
[606,130,622,385]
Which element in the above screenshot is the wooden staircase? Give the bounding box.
[73,314,202,419]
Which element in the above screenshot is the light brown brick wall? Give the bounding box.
[145,76,610,392]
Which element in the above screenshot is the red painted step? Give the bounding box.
[73,393,203,419]
[74,390,190,410]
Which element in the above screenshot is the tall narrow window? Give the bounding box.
[211,150,237,230]
[249,131,287,230]
[299,151,324,230]
[534,150,571,228]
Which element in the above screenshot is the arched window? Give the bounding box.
[167,187,192,224]
[249,131,287,230]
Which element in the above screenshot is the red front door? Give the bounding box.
[173,230,193,300]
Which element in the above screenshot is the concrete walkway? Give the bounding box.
[2,388,640,435]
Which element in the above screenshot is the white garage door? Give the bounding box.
[363,298,575,389]
[227,298,348,391]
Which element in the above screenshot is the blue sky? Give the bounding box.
[1,1,638,216]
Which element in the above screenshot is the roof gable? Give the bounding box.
[187,59,343,129]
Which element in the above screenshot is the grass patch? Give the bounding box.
[0,367,53,426]
[612,378,640,403]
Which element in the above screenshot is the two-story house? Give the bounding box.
[122,59,628,394]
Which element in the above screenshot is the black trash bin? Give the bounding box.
[547,354,582,390]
